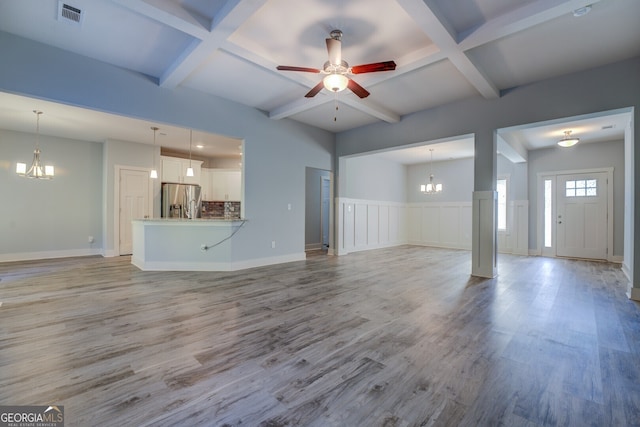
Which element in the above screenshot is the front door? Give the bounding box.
[556,172,607,260]
[119,169,151,255]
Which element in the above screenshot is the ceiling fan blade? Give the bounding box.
[351,61,396,74]
[326,38,342,65]
[277,65,322,73]
[305,81,325,98]
[347,78,370,98]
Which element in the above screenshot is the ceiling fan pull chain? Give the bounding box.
[334,94,338,122]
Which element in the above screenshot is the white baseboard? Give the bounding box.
[132,252,307,272]
[628,285,640,302]
[622,262,631,282]
[339,240,407,256]
[0,248,103,263]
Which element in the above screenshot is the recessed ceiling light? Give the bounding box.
[196,144,204,149]
[573,5,592,17]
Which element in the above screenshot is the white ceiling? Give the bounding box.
[0,0,638,162]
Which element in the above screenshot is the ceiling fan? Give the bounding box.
[276,30,396,99]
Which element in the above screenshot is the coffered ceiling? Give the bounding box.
[0,0,638,161]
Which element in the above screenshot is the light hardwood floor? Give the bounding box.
[0,246,638,426]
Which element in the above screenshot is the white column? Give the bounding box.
[472,191,497,278]
[472,129,497,278]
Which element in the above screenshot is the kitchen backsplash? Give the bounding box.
[202,201,241,219]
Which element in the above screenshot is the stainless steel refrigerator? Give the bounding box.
[162,183,202,219]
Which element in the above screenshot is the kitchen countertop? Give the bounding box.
[134,218,245,225]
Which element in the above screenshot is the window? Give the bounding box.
[497,178,507,231]
[544,179,552,248]
[565,179,597,197]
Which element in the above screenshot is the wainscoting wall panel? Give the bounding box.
[334,198,534,260]
[337,199,479,255]
[338,199,406,255]
[410,202,473,250]
[497,200,529,256]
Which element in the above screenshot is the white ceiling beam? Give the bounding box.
[269,96,331,121]
[112,0,269,89]
[160,0,269,88]
[269,90,400,124]
[459,0,602,51]
[395,0,499,99]
[111,0,210,39]
[340,97,400,123]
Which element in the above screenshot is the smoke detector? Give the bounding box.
[57,1,84,26]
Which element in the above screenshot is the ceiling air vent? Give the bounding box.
[58,1,83,25]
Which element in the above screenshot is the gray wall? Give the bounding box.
[1,129,103,256]
[407,157,474,203]
[0,31,335,262]
[497,154,528,201]
[528,139,625,256]
[341,155,407,202]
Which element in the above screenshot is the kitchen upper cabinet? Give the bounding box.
[203,169,241,201]
[200,168,212,200]
[161,156,202,185]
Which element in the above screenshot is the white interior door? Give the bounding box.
[119,169,151,255]
[556,172,607,260]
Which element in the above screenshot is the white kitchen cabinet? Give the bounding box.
[161,156,202,185]
[200,168,212,200]
[204,169,241,201]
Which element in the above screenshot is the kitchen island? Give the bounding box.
[131,218,247,271]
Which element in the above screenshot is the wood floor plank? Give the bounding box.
[1,247,639,426]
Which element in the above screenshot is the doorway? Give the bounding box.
[117,167,153,255]
[539,168,612,261]
[321,176,331,250]
[305,167,333,254]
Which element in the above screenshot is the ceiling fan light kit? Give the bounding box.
[323,73,349,92]
[277,29,396,99]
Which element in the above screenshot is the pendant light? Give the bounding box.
[420,148,442,194]
[557,130,579,148]
[149,126,159,179]
[16,110,54,179]
[186,129,194,177]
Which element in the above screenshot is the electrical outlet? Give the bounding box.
[271,241,276,249]
[88,236,94,243]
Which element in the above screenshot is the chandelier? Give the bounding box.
[16,110,54,179]
[420,148,442,194]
